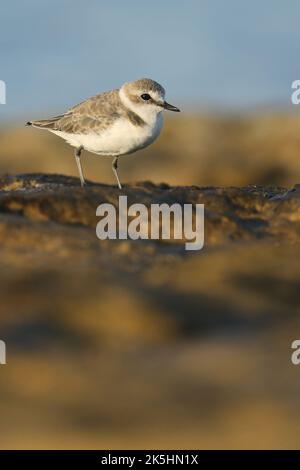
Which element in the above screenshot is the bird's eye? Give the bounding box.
[141,93,151,101]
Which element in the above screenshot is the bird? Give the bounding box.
[26,78,180,189]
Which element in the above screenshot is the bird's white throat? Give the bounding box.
[119,87,163,127]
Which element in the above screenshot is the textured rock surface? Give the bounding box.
[0,173,300,449]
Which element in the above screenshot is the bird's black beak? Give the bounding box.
[163,101,180,112]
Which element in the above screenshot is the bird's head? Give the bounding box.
[119,78,180,122]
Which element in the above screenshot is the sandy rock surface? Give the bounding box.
[0,173,300,449]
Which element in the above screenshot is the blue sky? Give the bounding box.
[0,0,299,121]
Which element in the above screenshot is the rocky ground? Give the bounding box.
[0,173,300,449]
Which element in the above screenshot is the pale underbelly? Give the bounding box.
[50,116,163,156]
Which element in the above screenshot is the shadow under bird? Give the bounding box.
[26,78,180,189]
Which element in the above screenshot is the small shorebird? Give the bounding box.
[26,78,180,189]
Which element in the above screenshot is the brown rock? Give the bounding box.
[1,173,300,449]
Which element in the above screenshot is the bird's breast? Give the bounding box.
[92,113,163,155]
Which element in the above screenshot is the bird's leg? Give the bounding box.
[74,146,86,187]
[112,156,122,189]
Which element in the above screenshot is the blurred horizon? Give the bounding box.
[1,0,300,123]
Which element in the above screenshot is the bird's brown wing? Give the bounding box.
[27,89,123,134]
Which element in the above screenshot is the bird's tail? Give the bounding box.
[26,115,64,130]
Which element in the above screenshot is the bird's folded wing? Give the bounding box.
[29,89,123,134]
[54,112,120,134]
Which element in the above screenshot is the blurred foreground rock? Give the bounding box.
[0,173,300,449]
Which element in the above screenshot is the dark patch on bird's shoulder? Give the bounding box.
[125,109,146,127]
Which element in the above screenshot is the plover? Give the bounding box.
[26,78,180,189]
